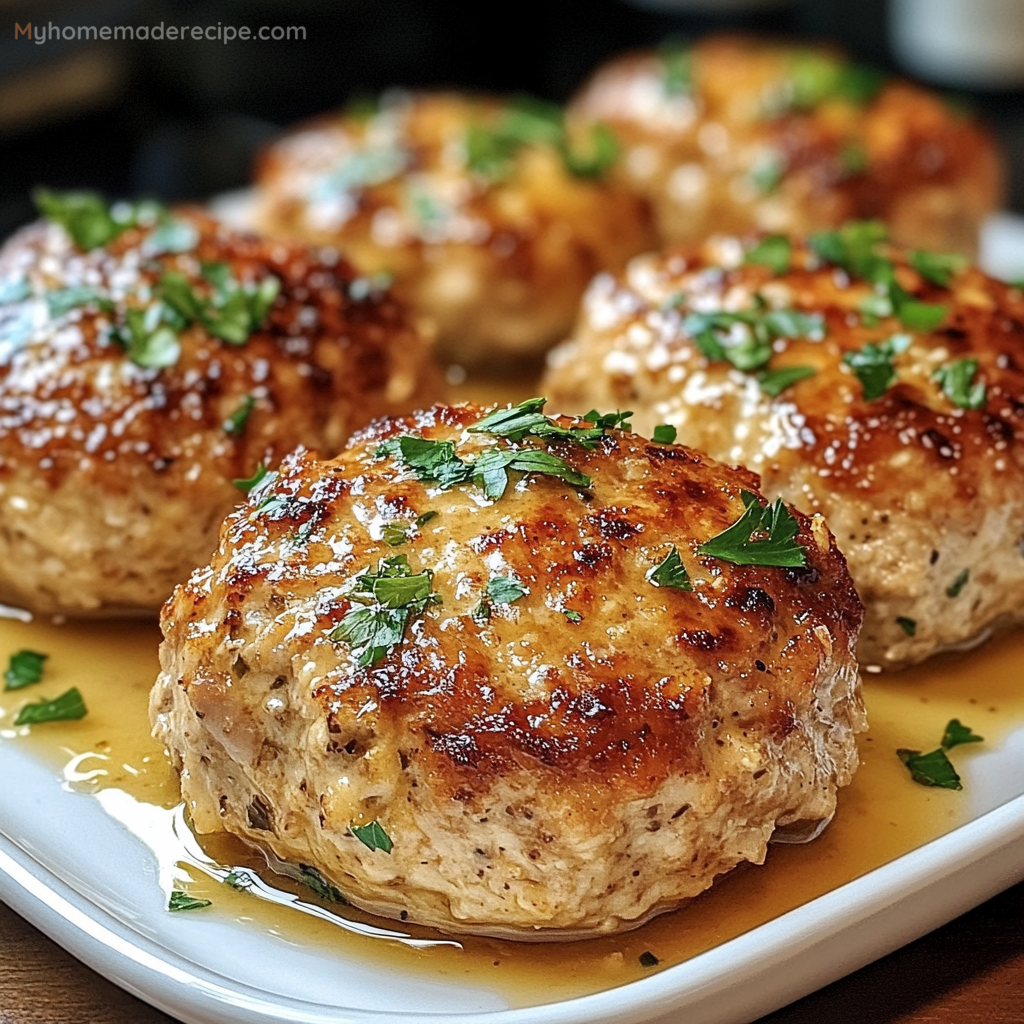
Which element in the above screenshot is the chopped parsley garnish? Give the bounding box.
[684,303,824,373]
[223,394,256,435]
[942,719,984,750]
[376,434,590,502]
[382,524,409,546]
[234,463,271,493]
[787,52,885,111]
[896,616,917,637]
[842,334,911,401]
[116,306,182,369]
[223,870,254,891]
[839,143,868,176]
[933,358,986,410]
[298,865,347,903]
[143,218,199,257]
[698,491,806,568]
[756,365,816,396]
[329,555,436,668]
[896,299,948,332]
[14,687,87,726]
[159,265,280,346]
[897,747,962,790]
[946,569,969,598]
[4,650,48,691]
[811,223,949,332]
[465,97,618,181]
[32,188,162,251]
[898,718,984,790]
[749,151,786,195]
[909,250,967,288]
[487,576,528,605]
[652,423,677,444]
[646,546,692,591]
[563,609,583,624]
[0,278,31,305]
[46,287,114,318]
[638,950,660,968]
[415,510,438,528]
[168,890,212,912]
[469,397,630,447]
[350,820,394,854]
[472,602,491,624]
[744,235,792,275]
[660,41,693,96]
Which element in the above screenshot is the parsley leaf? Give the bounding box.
[143,218,199,257]
[946,569,969,598]
[14,687,87,726]
[465,97,617,181]
[382,524,409,546]
[223,394,256,435]
[377,433,590,500]
[749,151,786,195]
[897,299,948,331]
[115,306,182,369]
[839,143,868,177]
[159,267,280,346]
[487,576,527,604]
[897,747,962,790]
[660,42,693,96]
[910,250,967,288]
[234,463,271,493]
[563,609,583,623]
[329,556,436,667]
[46,287,115,318]
[942,719,984,750]
[684,304,824,372]
[896,616,917,637]
[168,890,212,912]
[842,334,911,401]
[4,650,48,691]
[744,235,792,275]
[652,424,677,444]
[756,364,816,396]
[933,358,986,410]
[223,870,254,891]
[32,188,159,251]
[298,865,347,903]
[415,510,438,528]
[469,397,630,447]
[646,546,692,591]
[350,820,394,854]
[698,491,807,568]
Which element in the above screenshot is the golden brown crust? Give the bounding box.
[166,403,861,795]
[543,232,1024,666]
[569,36,1003,254]
[252,92,654,362]
[0,208,439,614]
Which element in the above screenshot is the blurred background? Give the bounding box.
[3,0,1024,239]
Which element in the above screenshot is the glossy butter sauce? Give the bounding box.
[1,611,1021,1008]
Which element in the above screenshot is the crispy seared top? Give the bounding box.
[0,205,424,488]
[570,35,1001,220]
[166,403,862,796]
[575,228,1024,499]
[255,91,649,271]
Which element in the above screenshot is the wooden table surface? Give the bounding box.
[1,881,1021,1024]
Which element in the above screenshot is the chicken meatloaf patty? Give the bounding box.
[568,35,1002,256]
[252,91,653,365]
[0,193,438,616]
[544,224,1024,668]
[151,400,865,938]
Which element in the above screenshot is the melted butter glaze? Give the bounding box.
[0,209,432,487]
[1,615,1021,1006]
[552,239,1024,499]
[169,403,861,796]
